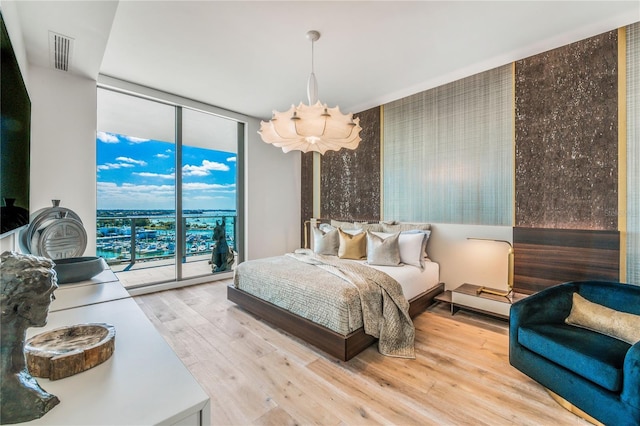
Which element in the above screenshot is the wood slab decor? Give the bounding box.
[513,227,620,294]
[25,323,115,380]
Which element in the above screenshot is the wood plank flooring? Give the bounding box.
[135,280,589,425]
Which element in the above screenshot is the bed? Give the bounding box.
[227,220,443,361]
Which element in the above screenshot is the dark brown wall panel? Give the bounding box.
[300,152,314,247]
[515,30,618,230]
[320,106,381,221]
[513,227,620,294]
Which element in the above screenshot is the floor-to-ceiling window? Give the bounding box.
[96,86,241,289]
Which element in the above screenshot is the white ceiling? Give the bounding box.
[10,1,640,121]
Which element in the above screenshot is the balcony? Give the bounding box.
[97,211,236,289]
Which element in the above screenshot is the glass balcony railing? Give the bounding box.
[96,211,236,273]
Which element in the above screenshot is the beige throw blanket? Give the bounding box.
[287,249,415,359]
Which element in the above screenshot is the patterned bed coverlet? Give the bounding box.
[233,250,415,358]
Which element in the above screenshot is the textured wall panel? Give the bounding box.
[383,65,513,225]
[515,31,618,230]
[319,107,381,221]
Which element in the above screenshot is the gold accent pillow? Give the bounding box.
[338,228,366,260]
[565,292,640,345]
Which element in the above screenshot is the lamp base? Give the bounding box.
[475,286,512,299]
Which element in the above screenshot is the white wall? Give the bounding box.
[244,122,301,260]
[0,1,27,83]
[427,223,513,291]
[29,65,97,255]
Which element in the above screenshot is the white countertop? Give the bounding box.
[50,271,130,313]
[23,273,210,425]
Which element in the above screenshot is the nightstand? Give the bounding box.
[445,283,528,320]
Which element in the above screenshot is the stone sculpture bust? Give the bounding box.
[1,251,60,424]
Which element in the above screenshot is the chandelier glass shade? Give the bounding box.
[259,31,362,154]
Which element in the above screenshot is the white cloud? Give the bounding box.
[227,156,237,162]
[183,182,235,191]
[156,153,170,159]
[97,182,175,210]
[97,162,135,170]
[182,159,230,176]
[124,136,150,143]
[134,172,175,179]
[97,181,236,210]
[116,157,148,166]
[97,131,119,143]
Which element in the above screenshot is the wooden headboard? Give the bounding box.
[513,227,620,294]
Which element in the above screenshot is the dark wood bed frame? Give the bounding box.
[227,282,444,361]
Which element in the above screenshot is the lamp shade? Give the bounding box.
[259,101,362,154]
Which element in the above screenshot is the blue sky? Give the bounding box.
[97,132,236,210]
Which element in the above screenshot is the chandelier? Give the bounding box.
[258,30,362,154]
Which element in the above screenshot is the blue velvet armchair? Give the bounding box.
[509,280,640,426]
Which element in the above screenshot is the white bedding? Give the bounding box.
[357,259,440,300]
[234,254,440,336]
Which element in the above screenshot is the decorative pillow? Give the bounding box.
[401,229,431,258]
[354,222,384,232]
[397,231,429,268]
[565,292,640,345]
[338,228,367,260]
[372,231,428,268]
[366,231,401,266]
[331,220,358,230]
[318,223,336,233]
[312,227,339,255]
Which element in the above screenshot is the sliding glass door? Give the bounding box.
[180,108,238,280]
[97,87,239,288]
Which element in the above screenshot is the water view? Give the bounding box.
[97,209,236,266]
[96,125,238,273]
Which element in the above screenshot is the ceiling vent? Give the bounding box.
[49,31,74,72]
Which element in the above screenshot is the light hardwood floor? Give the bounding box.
[135,280,589,425]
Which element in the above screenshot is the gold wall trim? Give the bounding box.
[380,104,385,221]
[618,26,627,282]
[512,61,517,227]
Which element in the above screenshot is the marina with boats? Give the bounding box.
[96,210,236,267]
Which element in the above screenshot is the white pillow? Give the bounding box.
[402,229,431,258]
[318,223,336,233]
[398,232,428,268]
[373,231,428,268]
